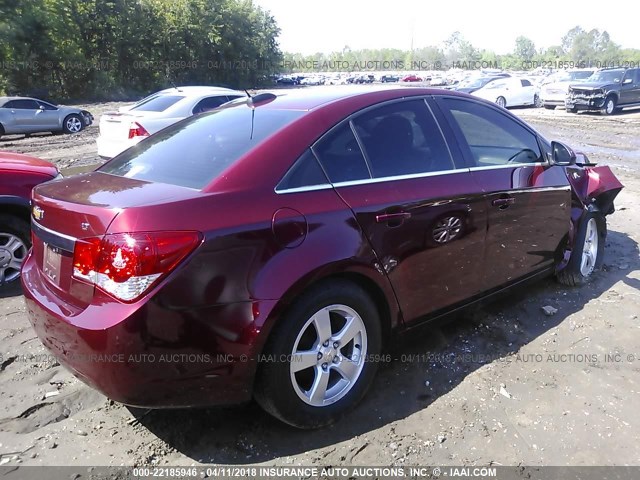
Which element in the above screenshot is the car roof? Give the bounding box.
[248,86,467,111]
[0,96,39,103]
[156,86,243,96]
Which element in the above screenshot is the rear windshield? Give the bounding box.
[131,95,184,112]
[99,104,303,189]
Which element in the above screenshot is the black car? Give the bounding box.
[566,68,640,115]
[381,74,400,83]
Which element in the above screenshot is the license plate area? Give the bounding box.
[43,243,62,286]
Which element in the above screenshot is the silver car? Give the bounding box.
[0,96,93,138]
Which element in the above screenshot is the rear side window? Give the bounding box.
[192,96,230,114]
[100,106,303,189]
[5,99,39,109]
[312,123,370,183]
[352,99,454,177]
[131,95,184,112]
[276,150,329,191]
[442,97,543,166]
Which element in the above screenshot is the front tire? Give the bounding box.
[602,96,617,116]
[0,215,30,288]
[63,114,84,134]
[254,280,382,429]
[557,212,606,286]
[544,105,555,110]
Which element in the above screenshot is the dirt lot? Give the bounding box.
[0,100,639,468]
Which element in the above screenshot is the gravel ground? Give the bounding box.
[0,99,639,468]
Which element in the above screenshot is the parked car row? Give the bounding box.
[13,86,622,430]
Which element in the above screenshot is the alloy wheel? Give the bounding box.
[0,232,27,285]
[580,218,599,277]
[289,304,367,407]
[605,99,615,115]
[66,117,83,133]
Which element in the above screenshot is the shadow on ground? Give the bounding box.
[128,230,637,463]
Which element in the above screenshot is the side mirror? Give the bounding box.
[551,141,576,165]
[623,78,633,84]
[38,105,45,110]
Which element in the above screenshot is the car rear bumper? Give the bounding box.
[96,136,140,159]
[21,252,265,408]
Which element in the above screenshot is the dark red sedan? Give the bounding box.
[22,87,622,428]
[0,152,59,289]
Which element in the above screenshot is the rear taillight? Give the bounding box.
[72,232,201,302]
[128,122,150,139]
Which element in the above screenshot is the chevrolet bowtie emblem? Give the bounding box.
[33,206,44,221]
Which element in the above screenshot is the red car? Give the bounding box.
[401,74,423,82]
[0,152,59,289]
[22,87,623,428]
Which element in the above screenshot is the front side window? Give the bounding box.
[442,97,543,167]
[37,101,57,111]
[352,99,454,178]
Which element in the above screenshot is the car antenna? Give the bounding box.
[245,89,252,98]
[165,66,181,92]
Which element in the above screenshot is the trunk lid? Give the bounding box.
[98,111,163,140]
[30,171,201,307]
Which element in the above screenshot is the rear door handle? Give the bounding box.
[492,197,515,207]
[376,212,411,223]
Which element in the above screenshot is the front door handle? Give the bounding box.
[492,197,515,208]
[376,212,412,223]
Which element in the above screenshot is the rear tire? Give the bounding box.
[0,214,30,288]
[557,212,606,286]
[544,105,555,110]
[0,123,4,139]
[63,114,84,134]
[254,280,382,429]
[534,94,542,108]
[496,96,507,108]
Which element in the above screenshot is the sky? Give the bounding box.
[252,0,639,55]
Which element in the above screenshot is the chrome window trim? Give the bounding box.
[276,168,466,194]
[332,168,464,188]
[275,183,333,194]
[468,162,548,171]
